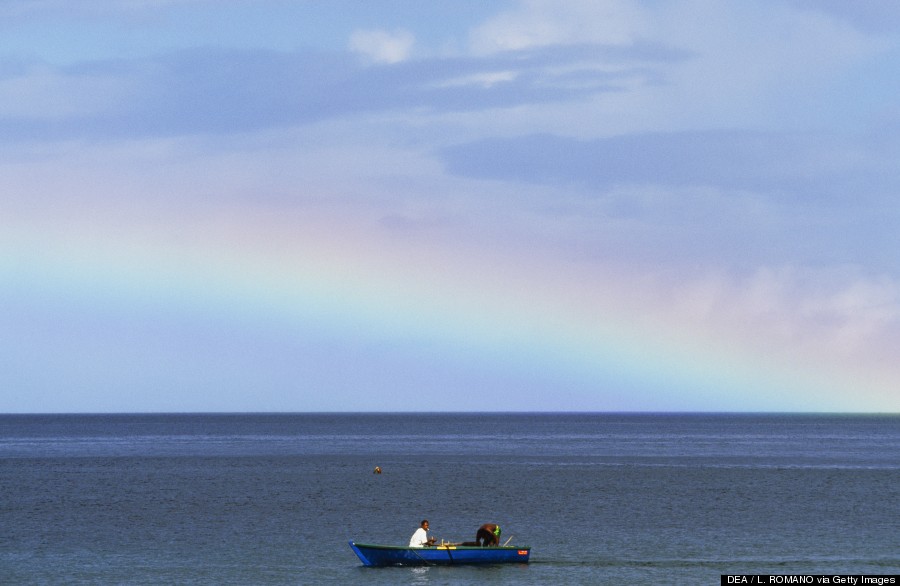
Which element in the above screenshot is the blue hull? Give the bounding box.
[349,541,531,566]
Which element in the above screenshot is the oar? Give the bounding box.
[502,535,514,546]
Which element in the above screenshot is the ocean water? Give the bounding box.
[1,413,898,585]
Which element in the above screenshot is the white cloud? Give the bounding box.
[349,28,415,64]
[434,70,518,89]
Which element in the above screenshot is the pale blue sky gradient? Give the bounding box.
[2,1,899,412]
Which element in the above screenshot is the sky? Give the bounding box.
[2,0,899,413]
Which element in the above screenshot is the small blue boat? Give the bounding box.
[349,541,531,566]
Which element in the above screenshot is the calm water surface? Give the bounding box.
[1,413,898,585]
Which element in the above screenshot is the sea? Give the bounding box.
[1,413,897,585]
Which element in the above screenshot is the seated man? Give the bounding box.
[475,523,501,546]
[409,519,436,547]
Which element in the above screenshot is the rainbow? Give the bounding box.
[2,201,897,412]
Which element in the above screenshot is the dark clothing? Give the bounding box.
[475,523,501,546]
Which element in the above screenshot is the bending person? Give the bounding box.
[475,523,501,546]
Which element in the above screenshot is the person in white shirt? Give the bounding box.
[409,519,436,547]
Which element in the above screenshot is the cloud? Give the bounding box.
[349,28,415,64]
[435,128,900,282]
[0,43,685,142]
[460,0,888,135]
[8,2,882,145]
[439,130,900,198]
[469,0,649,54]
[433,70,518,89]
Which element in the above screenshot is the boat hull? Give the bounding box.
[349,541,531,566]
